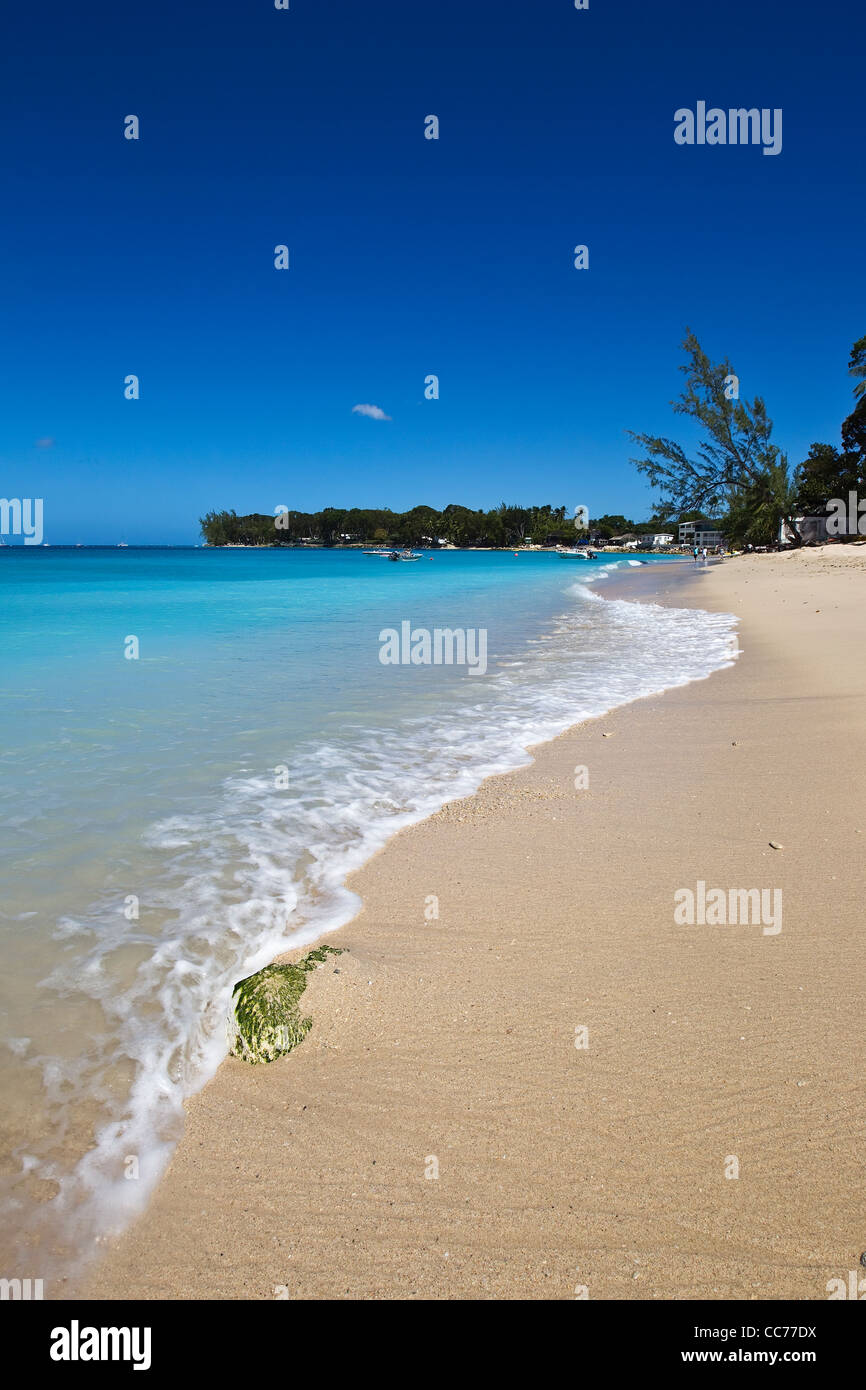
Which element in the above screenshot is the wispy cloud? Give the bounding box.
[35,437,55,449]
[352,403,391,421]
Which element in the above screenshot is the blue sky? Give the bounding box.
[2,0,863,543]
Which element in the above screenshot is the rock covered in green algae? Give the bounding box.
[227,944,343,1065]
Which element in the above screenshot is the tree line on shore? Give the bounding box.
[199,504,684,549]
[201,330,865,551]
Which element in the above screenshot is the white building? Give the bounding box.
[679,521,724,548]
[643,533,674,548]
[779,516,829,545]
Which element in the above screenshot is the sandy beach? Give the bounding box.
[82,548,866,1301]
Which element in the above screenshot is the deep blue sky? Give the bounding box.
[2,0,863,543]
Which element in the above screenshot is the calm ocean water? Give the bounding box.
[0,546,737,1281]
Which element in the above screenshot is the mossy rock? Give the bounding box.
[227,944,343,1065]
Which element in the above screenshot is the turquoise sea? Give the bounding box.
[0,546,737,1279]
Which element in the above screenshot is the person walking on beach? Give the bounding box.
[701,546,708,564]
[693,545,699,564]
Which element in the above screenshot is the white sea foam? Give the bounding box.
[11,580,739,1276]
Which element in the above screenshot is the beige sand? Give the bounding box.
[83,547,866,1301]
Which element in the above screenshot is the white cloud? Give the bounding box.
[352,403,391,421]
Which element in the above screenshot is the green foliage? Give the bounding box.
[724,458,795,546]
[843,333,866,456]
[842,402,866,458]
[791,334,866,536]
[589,514,634,538]
[200,502,586,548]
[228,944,343,1065]
[629,330,799,544]
[849,334,866,402]
[842,335,866,456]
[793,442,865,516]
[629,330,788,514]
[200,503,703,548]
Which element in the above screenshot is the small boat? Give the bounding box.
[555,546,591,559]
[364,548,421,562]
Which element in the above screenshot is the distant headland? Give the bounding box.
[199,505,684,550]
